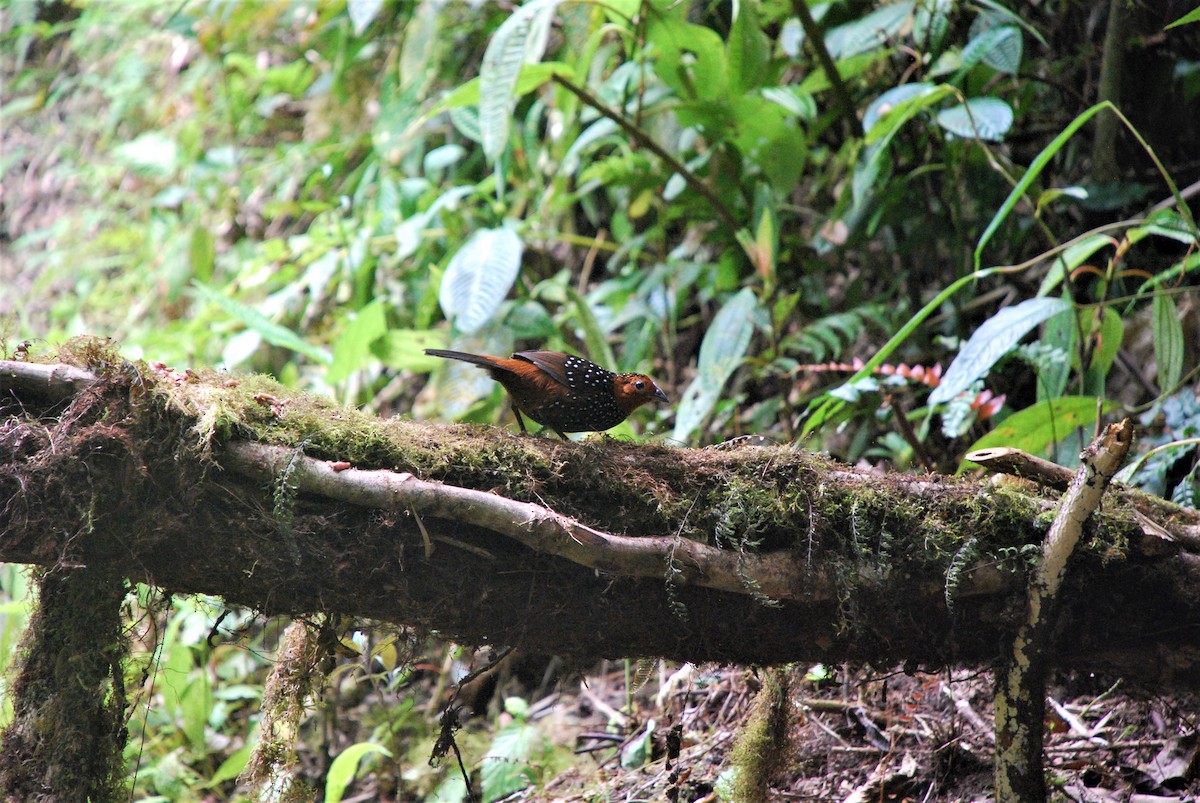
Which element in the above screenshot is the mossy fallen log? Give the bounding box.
[3,348,1200,684]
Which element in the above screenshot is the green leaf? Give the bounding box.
[961,396,1118,466]
[192,282,332,364]
[1152,292,1184,393]
[961,24,1022,73]
[479,0,561,162]
[439,227,524,334]
[646,10,728,101]
[435,61,571,113]
[325,743,393,803]
[180,671,212,751]
[673,288,758,441]
[1037,306,1075,402]
[936,97,1014,142]
[205,741,253,788]
[621,719,655,769]
[566,287,617,370]
[930,297,1071,404]
[1165,6,1200,28]
[727,96,807,190]
[913,0,952,50]
[373,329,448,372]
[188,227,215,284]
[825,2,915,58]
[727,0,769,94]
[561,118,619,175]
[327,300,389,384]
[481,723,539,802]
[864,83,953,144]
[1088,306,1123,386]
[862,83,936,134]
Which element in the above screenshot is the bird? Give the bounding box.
[424,349,669,439]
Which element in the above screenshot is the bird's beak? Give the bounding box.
[654,386,670,403]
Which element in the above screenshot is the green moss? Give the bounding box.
[0,568,130,801]
[727,668,790,803]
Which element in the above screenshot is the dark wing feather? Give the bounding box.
[512,351,572,387]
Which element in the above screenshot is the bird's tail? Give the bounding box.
[424,349,503,369]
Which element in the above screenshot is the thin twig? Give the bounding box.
[551,74,744,236]
[789,0,863,139]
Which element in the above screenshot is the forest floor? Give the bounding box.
[478,659,1200,802]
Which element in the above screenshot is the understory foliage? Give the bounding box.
[2,0,1199,799]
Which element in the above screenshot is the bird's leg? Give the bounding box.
[552,428,570,441]
[513,408,529,433]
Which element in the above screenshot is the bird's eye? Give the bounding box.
[634,380,645,390]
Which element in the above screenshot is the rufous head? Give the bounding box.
[613,373,670,414]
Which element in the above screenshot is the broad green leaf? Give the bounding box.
[825,2,914,59]
[424,143,467,172]
[327,300,389,384]
[503,299,555,340]
[728,0,769,94]
[1088,306,1123,385]
[1125,209,1200,247]
[566,287,617,370]
[560,118,619,175]
[1037,307,1075,402]
[797,50,887,95]
[863,83,936,134]
[325,743,393,803]
[205,741,253,788]
[180,672,212,751]
[394,185,474,261]
[936,97,1013,142]
[188,227,215,284]
[481,723,539,802]
[673,288,758,441]
[698,287,758,379]
[974,0,1049,45]
[448,104,482,142]
[743,183,778,282]
[646,11,728,101]
[439,227,524,334]
[372,329,448,372]
[479,0,562,162]
[913,0,952,50]
[864,83,953,144]
[1153,292,1184,393]
[961,25,1022,73]
[435,61,571,113]
[852,84,949,209]
[961,396,1118,466]
[930,297,1071,404]
[727,95,807,190]
[621,718,655,768]
[192,282,331,364]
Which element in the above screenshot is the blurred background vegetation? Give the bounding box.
[2,0,1199,799]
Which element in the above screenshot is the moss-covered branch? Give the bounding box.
[3,352,1200,681]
